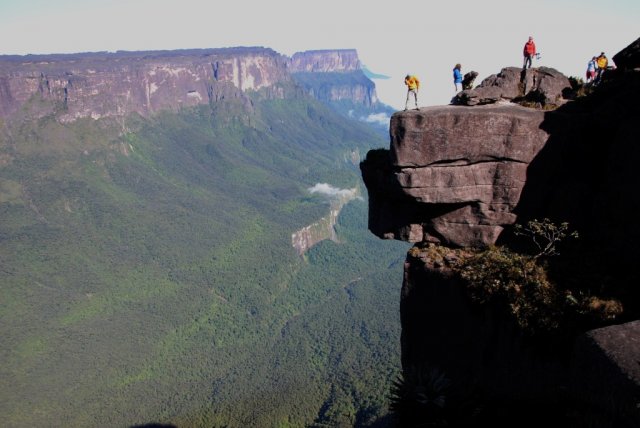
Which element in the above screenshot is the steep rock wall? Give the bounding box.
[362,104,548,247]
[289,49,361,73]
[0,48,291,122]
[0,47,381,122]
[290,49,379,107]
[362,37,640,425]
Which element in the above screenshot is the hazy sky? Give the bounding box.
[1,0,638,108]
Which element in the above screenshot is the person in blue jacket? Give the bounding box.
[453,64,463,92]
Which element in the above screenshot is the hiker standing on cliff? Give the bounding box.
[595,52,608,84]
[453,64,463,92]
[586,56,598,83]
[522,36,536,69]
[404,74,420,111]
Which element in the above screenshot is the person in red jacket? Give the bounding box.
[523,36,536,69]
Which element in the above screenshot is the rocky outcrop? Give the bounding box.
[572,321,640,425]
[362,104,547,247]
[291,186,360,255]
[0,48,292,122]
[613,37,640,71]
[461,71,478,90]
[401,248,569,406]
[362,55,640,253]
[453,66,571,107]
[363,37,640,427]
[402,245,640,426]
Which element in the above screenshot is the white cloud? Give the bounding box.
[362,112,390,126]
[309,183,358,199]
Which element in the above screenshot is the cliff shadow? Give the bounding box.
[510,69,640,320]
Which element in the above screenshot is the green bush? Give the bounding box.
[454,220,621,334]
[458,245,562,332]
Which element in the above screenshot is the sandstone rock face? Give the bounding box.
[363,37,640,426]
[400,250,571,407]
[289,49,361,73]
[453,66,571,106]
[289,50,379,107]
[613,36,640,71]
[401,248,640,425]
[572,321,640,425]
[461,70,478,90]
[0,48,291,122]
[291,69,378,107]
[0,48,379,122]
[362,104,547,247]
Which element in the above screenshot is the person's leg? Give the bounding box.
[405,90,410,110]
[413,90,418,109]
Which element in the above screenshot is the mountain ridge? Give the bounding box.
[0,47,390,123]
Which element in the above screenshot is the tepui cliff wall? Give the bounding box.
[362,37,640,426]
[289,49,379,107]
[0,47,379,123]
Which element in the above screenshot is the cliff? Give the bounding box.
[0,47,292,123]
[362,39,640,257]
[362,37,640,426]
[362,104,548,247]
[289,49,379,107]
[289,49,361,73]
[0,47,381,124]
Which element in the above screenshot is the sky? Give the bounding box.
[1,0,638,109]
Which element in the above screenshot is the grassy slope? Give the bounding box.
[0,95,408,427]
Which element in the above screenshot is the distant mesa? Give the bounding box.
[0,46,383,122]
[289,49,361,73]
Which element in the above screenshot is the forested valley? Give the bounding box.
[0,90,409,427]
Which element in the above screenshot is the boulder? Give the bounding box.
[461,70,478,90]
[453,67,522,106]
[571,321,640,426]
[521,66,572,105]
[452,66,571,107]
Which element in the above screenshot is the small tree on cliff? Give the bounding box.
[457,218,623,333]
[513,218,579,259]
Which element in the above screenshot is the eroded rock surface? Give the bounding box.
[362,104,547,247]
[453,66,571,107]
[572,321,640,426]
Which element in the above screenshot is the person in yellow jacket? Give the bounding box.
[595,52,608,84]
[404,74,420,111]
